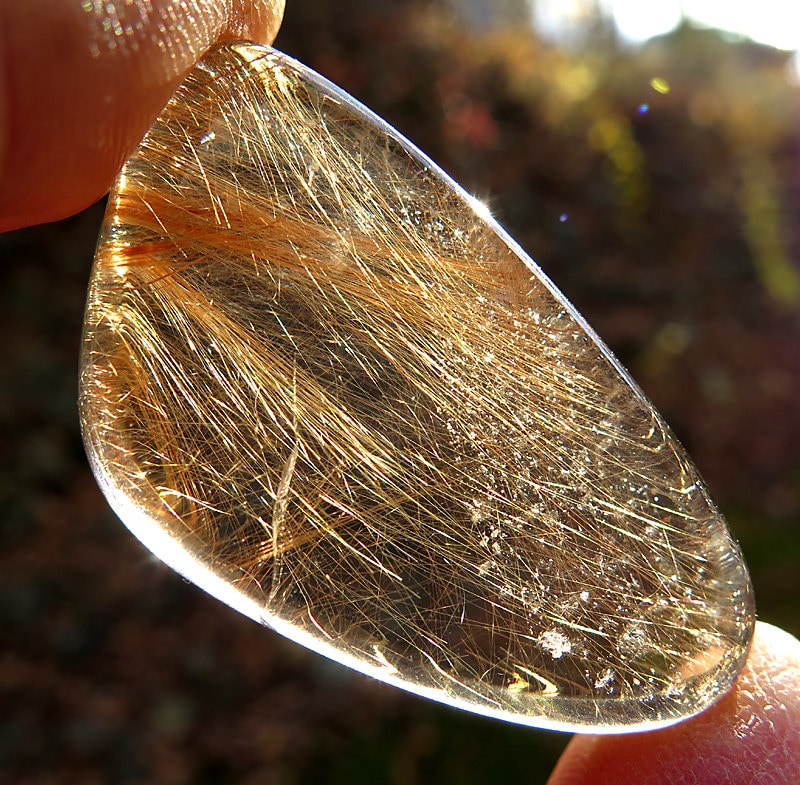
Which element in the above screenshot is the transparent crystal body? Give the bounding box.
[80,42,754,732]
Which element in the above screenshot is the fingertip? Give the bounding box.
[0,0,285,232]
[547,622,800,785]
[224,0,286,45]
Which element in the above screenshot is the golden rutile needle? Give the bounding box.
[80,42,754,732]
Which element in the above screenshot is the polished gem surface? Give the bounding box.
[80,42,754,732]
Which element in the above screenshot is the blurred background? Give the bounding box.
[1,1,798,783]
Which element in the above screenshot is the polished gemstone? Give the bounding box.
[80,42,755,732]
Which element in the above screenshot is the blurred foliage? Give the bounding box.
[1,1,798,783]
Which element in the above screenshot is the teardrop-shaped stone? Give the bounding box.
[80,42,754,732]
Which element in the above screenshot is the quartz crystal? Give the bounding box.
[80,42,755,732]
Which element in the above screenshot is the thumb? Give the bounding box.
[0,0,285,232]
[548,622,800,785]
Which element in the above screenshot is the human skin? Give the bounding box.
[0,0,285,231]
[548,622,800,785]
[1,3,799,783]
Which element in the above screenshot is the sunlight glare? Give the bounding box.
[602,0,682,43]
[530,0,800,58]
[684,0,800,53]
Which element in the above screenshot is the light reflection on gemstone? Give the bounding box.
[80,41,755,733]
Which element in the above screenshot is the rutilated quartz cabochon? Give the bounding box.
[80,41,755,733]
